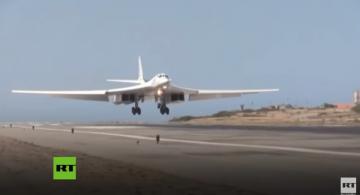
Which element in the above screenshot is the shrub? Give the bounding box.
[170,116,195,122]
[242,109,255,113]
[322,103,336,109]
[352,104,360,113]
[211,110,239,117]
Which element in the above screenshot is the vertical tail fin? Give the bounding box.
[138,56,144,82]
[106,56,145,84]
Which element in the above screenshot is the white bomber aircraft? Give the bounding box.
[12,57,279,115]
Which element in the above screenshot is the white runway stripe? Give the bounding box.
[74,126,145,129]
[15,125,360,157]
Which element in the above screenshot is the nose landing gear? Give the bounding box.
[159,104,169,115]
[156,95,169,115]
[131,99,142,115]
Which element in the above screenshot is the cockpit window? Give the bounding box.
[158,74,169,78]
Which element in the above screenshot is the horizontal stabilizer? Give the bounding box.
[106,79,143,84]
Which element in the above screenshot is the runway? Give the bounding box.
[1,123,360,195]
[14,124,360,157]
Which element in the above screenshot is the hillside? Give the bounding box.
[171,106,360,126]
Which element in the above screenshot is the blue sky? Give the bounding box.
[1,0,359,122]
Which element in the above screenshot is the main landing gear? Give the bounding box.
[131,106,141,115]
[158,104,169,115]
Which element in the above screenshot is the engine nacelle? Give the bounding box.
[108,94,136,104]
[170,93,185,102]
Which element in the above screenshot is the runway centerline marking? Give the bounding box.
[14,125,360,157]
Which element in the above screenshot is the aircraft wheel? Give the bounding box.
[160,107,164,115]
[137,107,141,115]
[131,107,136,115]
[165,107,170,115]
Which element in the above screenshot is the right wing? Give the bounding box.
[12,90,109,101]
[12,83,152,102]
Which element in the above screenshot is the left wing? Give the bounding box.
[168,85,279,101]
[188,89,279,101]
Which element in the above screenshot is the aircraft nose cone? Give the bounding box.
[161,79,170,84]
[158,79,170,89]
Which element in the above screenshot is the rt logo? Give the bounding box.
[53,156,77,180]
[341,177,357,195]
